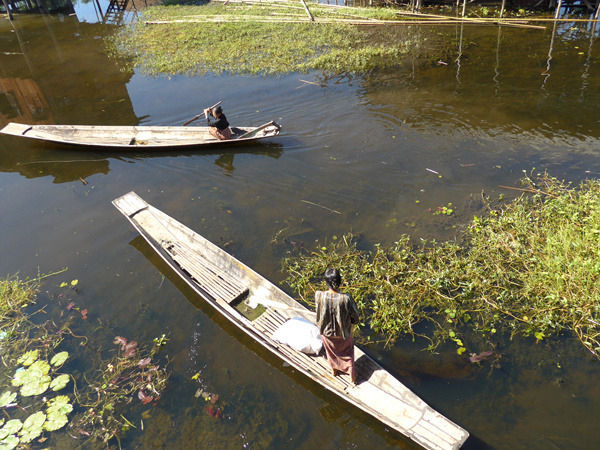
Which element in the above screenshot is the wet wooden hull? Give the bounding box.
[0,121,281,149]
[112,192,469,450]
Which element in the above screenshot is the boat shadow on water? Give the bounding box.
[0,135,284,182]
[129,235,488,449]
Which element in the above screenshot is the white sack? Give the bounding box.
[272,317,323,355]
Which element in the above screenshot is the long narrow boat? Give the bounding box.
[112,192,470,450]
[0,121,281,149]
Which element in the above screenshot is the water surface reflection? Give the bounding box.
[1,7,600,449]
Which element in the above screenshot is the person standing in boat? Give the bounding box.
[204,105,232,140]
[315,268,360,384]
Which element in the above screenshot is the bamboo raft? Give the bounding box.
[112,192,470,450]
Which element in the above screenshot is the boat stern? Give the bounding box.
[0,122,33,137]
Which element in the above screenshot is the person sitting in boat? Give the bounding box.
[204,105,232,140]
[315,268,360,384]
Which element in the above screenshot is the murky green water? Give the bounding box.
[2,4,600,448]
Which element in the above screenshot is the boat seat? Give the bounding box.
[163,240,249,305]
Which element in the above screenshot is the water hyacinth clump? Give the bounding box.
[283,173,600,360]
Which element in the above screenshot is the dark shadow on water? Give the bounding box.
[0,135,284,182]
[129,234,430,449]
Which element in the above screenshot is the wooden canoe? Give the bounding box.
[112,192,470,450]
[0,121,281,149]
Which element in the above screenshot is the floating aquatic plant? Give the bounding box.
[0,392,16,408]
[20,411,46,443]
[284,173,600,360]
[108,2,437,77]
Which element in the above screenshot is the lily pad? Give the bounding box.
[17,350,38,367]
[50,352,69,367]
[0,392,16,408]
[19,412,45,443]
[11,370,27,388]
[0,428,8,441]
[29,360,50,376]
[19,374,51,397]
[2,420,22,435]
[0,434,19,450]
[43,412,69,432]
[50,374,70,392]
[46,396,73,416]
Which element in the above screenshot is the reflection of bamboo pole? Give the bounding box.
[579,20,597,100]
[554,0,563,19]
[2,0,12,20]
[94,0,105,21]
[456,22,464,85]
[42,13,64,63]
[493,24,501,95]
[542,20,557,89]
[10,19,35,78]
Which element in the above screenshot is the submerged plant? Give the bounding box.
[0,276,170,448]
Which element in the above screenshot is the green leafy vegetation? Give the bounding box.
[108,2,429,76]
[283,173,600,359]
[0,276,170,448]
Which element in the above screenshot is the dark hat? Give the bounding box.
[213,105,223,115]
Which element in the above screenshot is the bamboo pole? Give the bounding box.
[499,0,506,18]
[461,0,467,17]
[144,17,542,26]
[394,10,545,29]
[298,0,313,21]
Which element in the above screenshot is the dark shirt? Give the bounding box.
[206,113,229,130]
[315,290,359,339]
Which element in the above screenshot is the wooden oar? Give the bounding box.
[253,298,316,316]
[182,101,222,126]
[237,121,279,139]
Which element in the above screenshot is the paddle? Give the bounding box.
[182,101,222,126]
[237,121,279,140]
[252,298,316,316]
